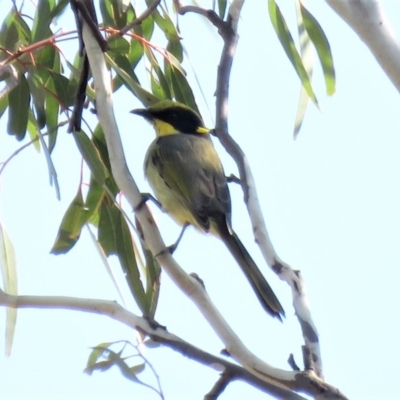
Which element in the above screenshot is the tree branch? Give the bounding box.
[197,0,323,380]
[0,288,305,400]
[119,0,162,36]
[326,0,400,92]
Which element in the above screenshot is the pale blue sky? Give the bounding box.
[1,1,400,399]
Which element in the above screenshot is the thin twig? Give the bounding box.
[119,0,161,36]
[204,370,232,399]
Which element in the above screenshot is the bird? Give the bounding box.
[131,100,284,320]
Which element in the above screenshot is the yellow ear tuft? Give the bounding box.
[196,127,211,134]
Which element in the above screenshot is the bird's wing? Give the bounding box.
[153,135,231,232]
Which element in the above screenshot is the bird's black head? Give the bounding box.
[130,100,209,135]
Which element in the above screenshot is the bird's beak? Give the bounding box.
[130,108,151,119]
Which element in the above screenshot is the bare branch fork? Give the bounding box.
[0,288,304,400]
[175,0,322,380]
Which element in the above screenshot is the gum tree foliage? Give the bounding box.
[0,0,370,399]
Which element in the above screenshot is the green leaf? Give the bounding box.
[136,219,160,319]
[73,130,109,186]
[0,223,18,357]
[49,0,69,20]
[27,72,46,129]
[85,175,105,226]
[86,342,113,371]
[114,209,147,313]
[32,0,55,42]
[100,0,116,28]
[48,70,75,108]
[35,43,56,70]
[133,14,154,41]
[98,199,118,256]
[50,189,89,254]
[146,48,171,99]
[299,1,335,95]
[43,73,59,152]
[166,40,183,63]
[268,0,318,106]
[106,53,159,106]
[148,4,179,42]
[7,74,30,140]
[110,54,140,92]
[98,200,148,313]
[27,109,41,151]
[0,10,31,52]
[92,124,119,195]
[100,0,129,29]
[293,0,314,139]
[217,0,227,19]
[164,64,198,114]
[108,36,130,55]
[129,35,144,69]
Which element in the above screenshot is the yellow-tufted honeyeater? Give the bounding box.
[131,100,284,320]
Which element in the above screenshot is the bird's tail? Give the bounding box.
[219,227,285,320]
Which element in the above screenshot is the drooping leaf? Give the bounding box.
[108,36,130,56]
[106,53,159,106]
[166,40,183,63]
[148,4,179,42]
[0,95,8,119]
[217,0,227,19]
[268,0,318,106]
[48,70,75,108]
[133,13,154,41]
[35,43,56,70]
[73,130,109,186]
[98,200,148,313]
[7,74,30,140]
[293,0,314,139]
[43,73,59,152]
[145,47,171,99]
[110,54,140,92]
[27,71,46,129]
[0,10,31,52]
[0,223,18,357]
[50,189,89,254]
[32,0,56,42]
[27,109,41,151]
[86,345,145,382]
[49,0,69,20]
[86,342,114,372]
[98,198,119,256]
[100,0,130,29]
[85,175,105,226]
[92,124,119,195]
[299,1,335,95]
[164,63,198,114]
[114,208,147,313]
[129,35,144,69]
[136,218,160,319]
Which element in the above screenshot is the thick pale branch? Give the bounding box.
[0,288,345,399]
[326,0,400,92]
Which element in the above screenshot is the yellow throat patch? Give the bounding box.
[152,119,211,137]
